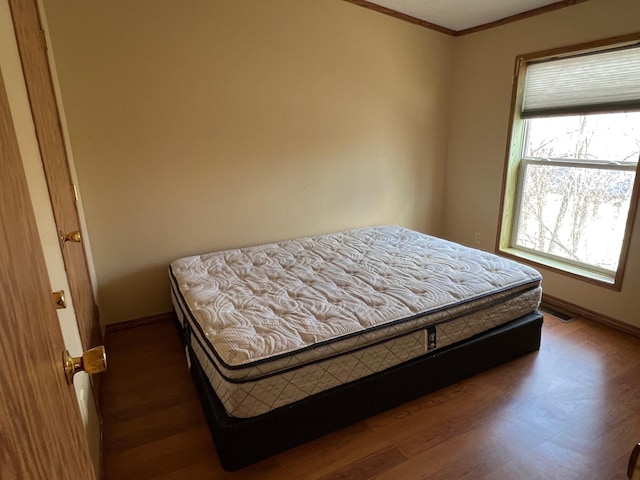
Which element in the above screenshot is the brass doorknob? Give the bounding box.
[59,230,82,243]
[63,346,107,385]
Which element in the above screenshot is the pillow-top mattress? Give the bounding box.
[170,225,542,418]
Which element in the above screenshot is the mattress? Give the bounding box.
[170,225,542,418]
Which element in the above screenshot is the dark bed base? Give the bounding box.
[183,310,543,471]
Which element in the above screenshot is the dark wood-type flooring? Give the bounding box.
[101,313,640,479]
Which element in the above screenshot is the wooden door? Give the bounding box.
[0,65,95,480]
[8,0,102,352]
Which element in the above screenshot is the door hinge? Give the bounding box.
[39,29,47,52]
[72,183,79,203]
[52,290,67,309]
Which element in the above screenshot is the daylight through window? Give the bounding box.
[499,39,640,288]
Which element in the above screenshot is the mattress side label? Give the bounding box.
[427,326,437,351]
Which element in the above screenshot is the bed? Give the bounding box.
[169,225,543,470]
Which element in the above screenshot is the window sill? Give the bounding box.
[499,247,619,289]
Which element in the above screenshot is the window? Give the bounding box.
[498,37,640,289]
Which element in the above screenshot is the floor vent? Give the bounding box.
[540,305,575,323]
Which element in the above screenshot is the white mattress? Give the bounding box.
[170,226,542,418]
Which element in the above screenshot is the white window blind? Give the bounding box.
[522,44,640,118]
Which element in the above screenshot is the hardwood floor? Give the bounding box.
[101,314,640,479]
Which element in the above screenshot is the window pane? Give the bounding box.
[515,163,634,272]
[524,112,640,163]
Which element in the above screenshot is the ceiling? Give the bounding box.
[358,0,581,34]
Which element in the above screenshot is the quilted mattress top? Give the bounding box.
[170,226,542,370]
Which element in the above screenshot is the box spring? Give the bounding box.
[169,226,543,469]
[182,310,543,471]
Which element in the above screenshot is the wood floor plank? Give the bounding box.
[102,314,640,479]
[315,446,407,480]
[105,399,205,453]
[105,426,216,480]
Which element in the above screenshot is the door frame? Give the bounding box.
[1,0,103,474]
[8,0,102,353]
[0,55,96,480]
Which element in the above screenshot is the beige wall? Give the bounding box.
[42,0,640,330]
[445,0,640,328]
[42,0,453,325]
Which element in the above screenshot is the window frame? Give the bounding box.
[497,33,640,290]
